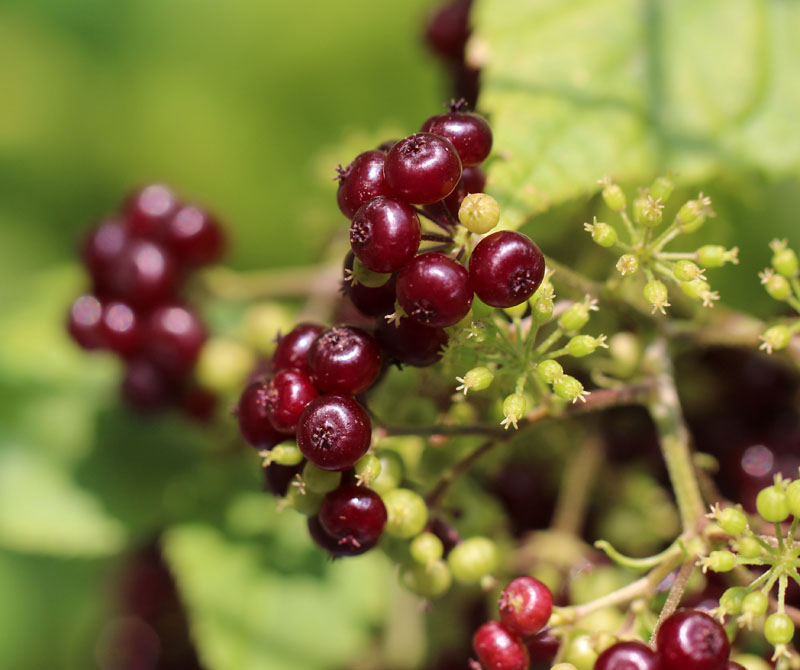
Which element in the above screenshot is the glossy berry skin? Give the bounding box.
[161,205,225,268]
[350,197,421,273]
[396,252,472,327]
[101,301,142,357]
[263,368,319,434]
[472,621,529,670]
[594,641,660,670]
[124,184,180,239]
[524,628,559,664]
[336,150,395,219]
[307,326,382,395]
[143,304,206,376]
[307,515,366,557]
[469,231,545,308]
[498,576,553,637]
[385,133,462,205]
[236,380,287,449]
[297,395,371,471]
[67,294,106,350]
[106,240,178,310]
[274,323,325,375]
[82,218,128,295]
[374,316,448,367]
[444,165,487,217]
[121,357,178,413]
[656,609,730,670]
[318,484,386,554]
[421,111,492,166]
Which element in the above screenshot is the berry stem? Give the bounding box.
[649,559,695,644]
[420,232,454,243]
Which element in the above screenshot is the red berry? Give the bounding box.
[421,110,492,166]
[396,252,472,327]
[161,205,225,268]
[124,184,180,239]
[264,462,304,497]
[594,640,660,670]
[120,357,179,413]
[180,386,217,423]
[350,197,421,273]
[106,240,178,310]
[307,515,362,557]
[307,326,382,395]
[444,165,487,217]
[143,304,206,376]
[274,323,325,375]
[656,609,730,670]
[82,218,128,296]
[336,150,395,219]
[424,0,471,61]
[385,133,462,205]
[67,294,106,350]
[318,484,386,554]
[472,621,528,670]
[101,301,142,358]
[469,231,545,308]
[374,316,448,367]
[498,576,553,637]
[263,368,319,434]
[342,253,397,318]
[297,395,371,471]
[524,628,559,664]
[236,380,287,449]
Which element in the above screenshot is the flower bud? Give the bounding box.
[759,324,792,354]
[536,359,563,384]
[456,366,494,395]
[501,393,527,429]
[616,254,639,276]
[553,375,587,403]
[673,260,703,282]
[601,181,626,212]
[633,196,663,227]
[649,175,675,202]
[567,334,607,358]
[644,279,670,314]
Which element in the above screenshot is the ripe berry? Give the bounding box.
[345,273,397,318]
[396,252,472,327]
[421,108,492,166]
[161,205,225,268]
[594,641,659,670]
[444,165,487,216]
[655,609,730,670]
[350,197,421,273]
[297,395,371,471]
[101,301,142,357]
[498,576,553,637]
[472,621,529,670]
[82,218,128,295]
[273,323,325,375]
[67,294,106,350]
[143,304,206,376]
[385,133,462,205]
[263,368,319,434]
[374,316,448,367]
[236,380,286,449]
[336,150,395,220]
[469,231,545,308]
[124,184,180,239]
[524,628,560,664]
[307,326,382,395]
[307,515,365,557]
[424,0,471,61]
[106,240,178,310]
[318,484,387,553]
[121,357,178,413]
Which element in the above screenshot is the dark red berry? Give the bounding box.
[421,110,492,166]
[350,197,421,273]
[161,205,225,268]
[307,326,382,395]
[67,295,106,350]
[472,621,528,670]
[424,0,471,61]
[124,184,180,239]
[656,609,730,670]
[524,628,559,664]
[342,252,397,318]
[318,484,386,553]
[121,358,179,413]
[236,380,287,449]
[594,641,660,670]
[101,301,142,357]
[263,368,319,434]
[106,240,178,310]
[297,395,371,471]
[264,462,303,497]
[143,304,206,376]
[307,515,360,557]
[376,139,397,153]
[444,165,487,217]
[336,150,395,219]
[374,316,448,367]
[180,386,217,423]
[498,576,553,637]
[396,252,472,327]
[82,218,128,296]
[385,133,462,205]
[274,323,325,375]
[469,231,545,308]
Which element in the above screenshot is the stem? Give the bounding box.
[201,264,340,301]
[650,560,695,643]
[421,232,453,244]
[425,439,502,510]
[551,437,603,535]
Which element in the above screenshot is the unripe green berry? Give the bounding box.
[563,633,598,670]
[371,450,404,495]
[567,334,606,358]
[533,295,555,324]
[764,612,794,646]
[756,484,789,522]
[765,273,791,301]
[786,480,800,518]
[401,559,452,598]
[772,247,799,277]
[241,303,294,356]
[264,443,303,466]
[717,506,748,536]
[673,260,703,282]
[553,375,586,403]
[559,303,592,332]
[677,199,709,233]
[720,587,747,616]
[458,193,500,234]
[760,324,792,354]
[501,393,527,429]
[286,487,323,516]
[633,196,663,227]
[447,537,498,583]
[731,654,772,670]
[587,221,617,248]
[644,279,670,313]
[383,488,428,539]
[742,590,769,618]
[706,550,736,572]
[601,182,626,212]
[616,254,639,276]
[302,462,342,494]
[734,536,762,559]
[457,366,493,394]
[650,175,675,202]
[196,337,256,393]
[537,359,564,384]
[354,453,381,487]
[351,257,391,287]
[410,532,444,565]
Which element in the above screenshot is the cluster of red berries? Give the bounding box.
[67,184,224,414]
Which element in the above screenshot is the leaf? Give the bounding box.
[475,0,800,227]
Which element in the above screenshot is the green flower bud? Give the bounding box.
[447,537,499,583]
[459,193,500,234]
[559,301,593,332]
[601,181,626,212]
[673,260,704,282]
[286,487,323,516]
[383,488,428,539]
[537,359,564,384]
[720,587,747,616]
[302,462,342,494]
[401,559,452,598]
[371,450,405,495]
[263,442,303,466]
[717,506,748,536]
[698,245,739,268]
[553,375,587,403]
[644,279,670,314]
[351,257,391,287]
[677,195,713,233]
[733,536,762,559]
[633,196,663,227]
[501,393,527,430]
[616,254,639,276]
[567,334,607,358]
[756,484,789,523]
[650,175,675,203]
[410,532,444,566]
[786,480,800,518]
[764,272,791,301]
[760,324,792,354]
[771,239,799,277]
[764,612,794,646]
[584,219,618,248]
[705,550,736,572]
[742,590,768,618]
[456,366,494,395]
[680,278,718,306]
[532,295,555,324]
[354,453,381,487]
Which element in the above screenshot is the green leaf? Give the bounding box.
[475,0,800,227]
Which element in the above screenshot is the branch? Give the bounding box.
[200,264,341,301]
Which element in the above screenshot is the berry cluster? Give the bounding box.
[67,184,224,413]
